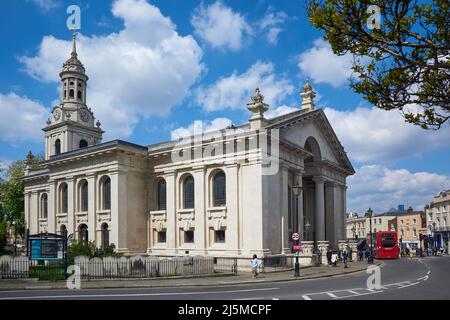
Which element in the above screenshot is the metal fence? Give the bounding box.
[0,254,296,280]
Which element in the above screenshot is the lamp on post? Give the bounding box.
[292,181,302,278]
[432,221,437,256]
[304,221,311,241]
[366,208,374,264]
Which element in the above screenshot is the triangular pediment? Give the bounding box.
[267,109,355,175]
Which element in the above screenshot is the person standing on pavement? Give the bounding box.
[342,249,348,268]
[251,255,261,278]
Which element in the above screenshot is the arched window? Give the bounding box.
[69,89,74,98]
[64,90,67,99]
[78,224,88,243]
[40,194,48,219]
[79,140,88,148]
[157,179,166,210]
[59,183,68,213]
[101,177,111,210]
[77,91,82,100]
[79,180,88,212]
[183,175,194,209]
[55,139,61,155]
[101,223,109,248]
[212,171,226,206]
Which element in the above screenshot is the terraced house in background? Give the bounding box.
[22,34,354,259]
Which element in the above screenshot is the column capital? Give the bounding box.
[312,175,325,183]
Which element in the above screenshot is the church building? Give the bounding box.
[23,34,354,257]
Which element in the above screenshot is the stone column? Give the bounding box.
[295,172,304,241]
[48,180,57,234]
[86,174,96,244]
[341,185,348,241]
[280,165,290,253]
[313,176,325,241]
[67,177,75,238]
[193,167,206,254]
[165,171,177,254]
[225,164,240,254]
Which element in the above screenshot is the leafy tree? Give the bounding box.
[67,241,120,265]
[0,152,44,238]
[306,0,450,129]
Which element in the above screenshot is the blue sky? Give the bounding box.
[0,0,449,213]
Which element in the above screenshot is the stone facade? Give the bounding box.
[425,189,450,252]
[23,36,354,258]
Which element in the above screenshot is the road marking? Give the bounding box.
[335,290,383,299]
[326,292,338,298]
[348,290,359,295]
[302,295,312,300]
[0,287,280,300]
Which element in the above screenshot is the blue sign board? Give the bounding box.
[29,238,64,260]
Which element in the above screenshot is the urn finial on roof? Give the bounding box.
[300,79,316,111]
[247,87,269,129]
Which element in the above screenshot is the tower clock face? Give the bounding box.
[53,109,61,121]
[80,110,90,122]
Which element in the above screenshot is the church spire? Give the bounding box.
[71,30,78,58]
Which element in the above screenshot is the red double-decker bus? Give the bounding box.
[373,231,399,259]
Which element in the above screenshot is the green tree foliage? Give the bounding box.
[306,0,450,129]
[67,241,120,265]
[0,152,44,238]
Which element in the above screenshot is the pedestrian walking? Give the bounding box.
[342,249,348,268]
[251,255,261,278]
[326,250,332,266]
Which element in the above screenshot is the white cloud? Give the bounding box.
[191,1,252,51]
[324,106,450,164]
[30,0,60,11]
[171,118,232,140]
[298,38,353,87]
[20,0,203,139]
[258,8,288,45]
[265,105,297,119]
[348,165,450,214]
[0,93,49,143]
[196,61,294,112]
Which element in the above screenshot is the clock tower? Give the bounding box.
[43,32,103,160]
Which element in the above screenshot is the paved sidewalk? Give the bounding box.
[0,261,381,291]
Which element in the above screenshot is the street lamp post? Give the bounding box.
[305,221,311,241]
[292,181,302,278]
[432,222,437,256]
[367,208,374,264]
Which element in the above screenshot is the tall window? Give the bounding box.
[101,223,109,248]
[40,194,48,219]
[79,140,88,148]
[102,177,111,210]
[80,180,88,212]
[55,139,61,155]
[59,183,68,213]
[212,171,226,206]
[78,224,88,243]
[183,175,194,209]
[157,179,167,210]
[69,89,74,98]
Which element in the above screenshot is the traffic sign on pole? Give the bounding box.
[291,233,300,242]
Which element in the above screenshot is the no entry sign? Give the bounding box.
[291,232,300,241]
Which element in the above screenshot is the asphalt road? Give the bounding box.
[0,256,449,300]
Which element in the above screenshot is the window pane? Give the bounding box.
[157,180,167,210]
[158,231,166,243]
[62,184,68,213]
[184,230,194,243]
[213,172,226,206]
[215,230,225,243]
[183,176,194,209]
[103,178,111,210]
[81,181,88,212]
